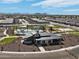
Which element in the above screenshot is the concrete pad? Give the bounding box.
[38,47,45,52]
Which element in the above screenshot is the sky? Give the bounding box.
[0,0,79,15]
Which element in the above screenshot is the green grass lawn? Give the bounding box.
[53,25,65,28]
[0,36,17,45]
[69,31,79,36]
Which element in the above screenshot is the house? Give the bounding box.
[16,29,63,45]
[0,18,20,25]
[58,28,73,32]
[15,29,35,45]
[31,18,50,24]
[34,32,63,45]
[35,36,62,45]
[15,29,37,36]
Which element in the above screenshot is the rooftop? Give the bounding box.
[39,32,62,37]
[0,18,13,24]
[35,32,62,41]
[36,36,61,41]
[0,18,20,24]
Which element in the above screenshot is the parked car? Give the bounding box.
[23,37,34,45]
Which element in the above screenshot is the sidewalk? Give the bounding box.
[4,29,9,37]
[0,29,8,41]
[0,36,7,41]
[38,46,45,52]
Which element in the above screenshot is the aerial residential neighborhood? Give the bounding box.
[0,14,79,54]
[0,0,79,59]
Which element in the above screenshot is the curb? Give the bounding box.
[0,45,79,54]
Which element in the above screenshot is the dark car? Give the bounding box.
[23,37,34,45]
[23,40,33,45]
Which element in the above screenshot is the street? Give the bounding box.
[0,51,76,59]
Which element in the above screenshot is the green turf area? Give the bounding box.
[53,25,65,28]
[0,36,17,45]
[47,25,65,28]
[69,31,79,36]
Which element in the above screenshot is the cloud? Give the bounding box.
[32,0,79,7]
[64,9,79,11]
[0,0,22,3]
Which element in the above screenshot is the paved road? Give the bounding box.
[50,22,79,31]
[0,51,76,59]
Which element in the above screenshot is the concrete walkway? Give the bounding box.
[0,36,7,41]
[0,28,10,41]
[0,29,8,41]
[38,46,45,52]
[4,29,9,37]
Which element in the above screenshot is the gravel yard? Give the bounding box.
[0,37,39,52]
[44,34,79,51]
